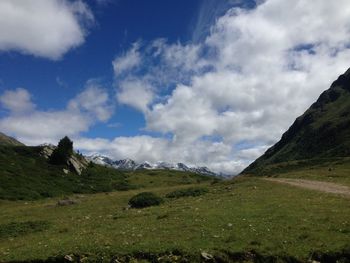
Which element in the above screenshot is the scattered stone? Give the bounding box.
[201,252,214,260]
[64,255,73,262]
[227,223,233,227]
[63,168,69,174]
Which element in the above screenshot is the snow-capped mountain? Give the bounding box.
[86,155,217,176]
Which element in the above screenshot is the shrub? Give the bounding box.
[166,187,208,199]
[128,192,164,208]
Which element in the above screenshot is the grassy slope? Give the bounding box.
[0,145,212,201]
[250,157,350,187]
[243,69,350,175]
[0,132,24,146]
[0,177,349,262]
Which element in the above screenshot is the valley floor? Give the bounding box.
[0,175,349,262]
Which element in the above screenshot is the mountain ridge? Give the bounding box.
[242,67,350,175]
[0,132,24,146]
[87,154,218,176]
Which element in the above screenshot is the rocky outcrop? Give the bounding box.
[68,154,89,175]
[40,144,89,175]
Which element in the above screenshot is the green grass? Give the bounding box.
[244,157,350,186]
[0,177,349,262]
[0,221,50,239]
[165,187,208,199]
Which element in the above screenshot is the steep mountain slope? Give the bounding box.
[242,68,350,175]
[0,132,24,146]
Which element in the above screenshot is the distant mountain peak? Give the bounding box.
[86,154,218,176]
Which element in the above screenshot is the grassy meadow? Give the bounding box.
[0,175,349,262]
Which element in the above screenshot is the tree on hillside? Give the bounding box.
[49,136,73,165]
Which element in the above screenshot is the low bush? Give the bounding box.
[166,187,208,199]
[128,192,164,208]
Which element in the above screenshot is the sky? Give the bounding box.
[1,0,350,175]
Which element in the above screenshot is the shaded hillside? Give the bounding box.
[0,132,24,146]
[0,142,215,200]
[0,145,133,200]
[242,68,350,175]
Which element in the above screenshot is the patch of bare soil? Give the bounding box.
[264,178,350,197]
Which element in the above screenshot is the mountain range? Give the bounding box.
[87,154,218,176]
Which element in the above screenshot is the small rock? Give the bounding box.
[227,223,233,227]
[63,169,69,174]
[201,252,214,260]
[64,255,73,262]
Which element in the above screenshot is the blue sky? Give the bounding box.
[0,0,350,174]
[0,0,253,139]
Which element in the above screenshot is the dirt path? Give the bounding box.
[264,178,350,197]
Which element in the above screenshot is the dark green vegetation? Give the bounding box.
[243,68,350,175]
[0,145,133,200]
[49,136,73,165]
[165,186,208,199]
[128,192,164,208]
[0,177,349,262]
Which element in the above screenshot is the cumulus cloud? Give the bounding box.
[0,88,35,113]
[117,79,155,112]
[0,82,114,145]
[0,0,93,59]
[105,0,350,174]
[68,80,114,121]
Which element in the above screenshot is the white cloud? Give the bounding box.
[68,81,114,121]
[0,82,114,145]
[117,79,154,113]
[107,0,350,174]
[0,0,93,59]
[3,0,350,175]
[0,88,35,113]
[113,42,141,76]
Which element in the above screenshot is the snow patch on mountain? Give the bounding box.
[86,154,218,176]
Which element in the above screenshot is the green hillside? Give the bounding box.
[242,68,350,175]
[0,144,214,201]
[0,132,24,146]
